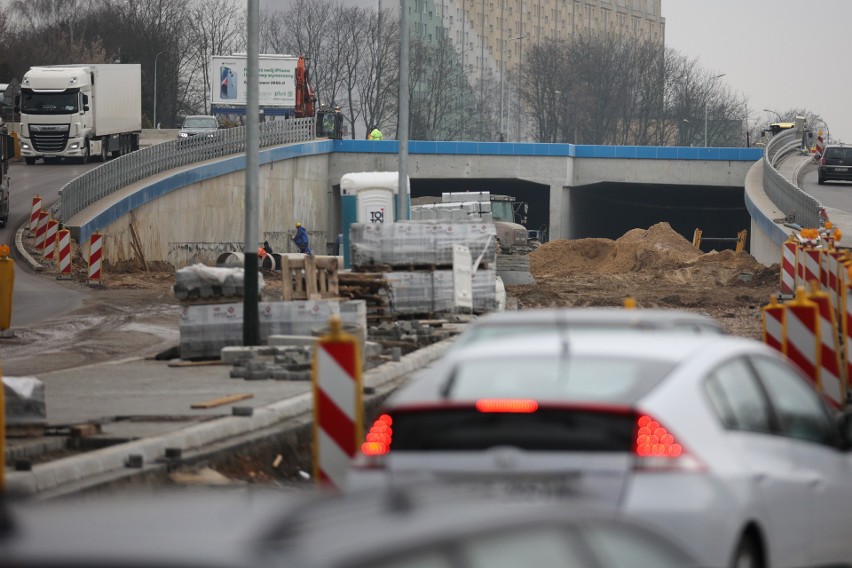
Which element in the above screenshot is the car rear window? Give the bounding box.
[446,355,673,404]
[824,147,852,163]
[390,407,636,451]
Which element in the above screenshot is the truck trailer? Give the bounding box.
[15,64,142,164]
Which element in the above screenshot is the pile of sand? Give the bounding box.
[529,222,776,287]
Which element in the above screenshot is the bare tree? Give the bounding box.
[184,0,246,115]
[358,7,399,139]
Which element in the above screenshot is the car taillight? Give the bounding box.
[360,413,393,456]
[476,399,539,413]
[633,414,704,472]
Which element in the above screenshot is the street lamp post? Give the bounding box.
[704,73,725,147]
[500,34,526,141]
[153,51,166,129]
[763,108,782,122]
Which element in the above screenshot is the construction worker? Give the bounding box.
[292,222,312,256]
[369,126,383,141]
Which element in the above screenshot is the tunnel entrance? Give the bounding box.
[570,182,750,253]
[408,179,749,253]
[410,178,551,239]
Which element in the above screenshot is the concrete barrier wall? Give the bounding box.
[101,153,330,268]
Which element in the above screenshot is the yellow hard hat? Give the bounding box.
[295,222,301,227]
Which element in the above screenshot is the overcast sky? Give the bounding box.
[663,0,850,143]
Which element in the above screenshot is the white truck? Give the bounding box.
[15,64,141,164]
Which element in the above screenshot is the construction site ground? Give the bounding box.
[2,222,780,491]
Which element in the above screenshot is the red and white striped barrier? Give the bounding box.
[42,219,58,260]
[784,287,820,391]
[312,316,363,490]
[87,231,103,284]
[780,240,798,295]
[56,228,72,279]
[809,287,845,408]
[816,131,825,157]
[29,195,42,234]
[801,248,821,291]
[762,296,785,352]
[34,210,49,251]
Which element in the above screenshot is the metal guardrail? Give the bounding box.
[762,128,821,229]
[59,117,316,223]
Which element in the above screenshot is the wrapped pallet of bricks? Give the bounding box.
[173,264,265,303]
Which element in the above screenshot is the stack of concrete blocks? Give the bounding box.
[3,377,47,437]
[410,201,493,222]
[173,264,263,302]
[349,221,498,315]
[179,299,367,360]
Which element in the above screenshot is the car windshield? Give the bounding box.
[183,117,218,129]
[446,354,673,404]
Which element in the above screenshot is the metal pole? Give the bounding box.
[500,40,505,140]
[705,73,725,147]
[243,0,260,346]
[501,35,525,142]
[398,0,409,221]
[153,51,165,129]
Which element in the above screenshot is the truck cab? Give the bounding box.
[15,64,141,165]
[17,67,93,164]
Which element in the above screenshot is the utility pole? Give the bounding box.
[704,73,725,147]
[243,0,260,346]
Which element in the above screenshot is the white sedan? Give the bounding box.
[348,331,852,568]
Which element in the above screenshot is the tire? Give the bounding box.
[24,157,36,165]
[730,534,762,568]
[100,140,109,162]
[77,142,90,164]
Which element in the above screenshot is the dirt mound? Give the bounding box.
[512,222,780,340]
[530,222,705,278]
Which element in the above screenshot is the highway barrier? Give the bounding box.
[810,285,845,408]
[312,315,363,490]
[29,195,42,235]
[42,219,58,260]
[762,295,784,352]
[87,231,103,285]
[33,209,48,252]
[784,287,820,393]
[56,228,72,279]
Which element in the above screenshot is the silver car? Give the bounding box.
[1,485,699,568]
[348,332,852,568]
[450,307,724,352]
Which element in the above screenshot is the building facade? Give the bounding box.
[408,0,665,140]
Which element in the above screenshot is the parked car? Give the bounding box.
[0,485,700,568]
[349,332,852,568]
[818,144,852,184]
[178,115,220,138]
[448,307,724,353]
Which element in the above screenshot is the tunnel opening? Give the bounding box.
[569,183,750,253]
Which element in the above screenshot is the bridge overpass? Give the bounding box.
[56,120,819,270]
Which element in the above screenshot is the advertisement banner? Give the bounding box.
[210,54,298,107]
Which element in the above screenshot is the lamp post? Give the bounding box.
[763,108,782,122]
[704,73,725,147]
[500,34,526,141]
[153,51,166,129]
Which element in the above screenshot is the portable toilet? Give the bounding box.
[340,171,410,268]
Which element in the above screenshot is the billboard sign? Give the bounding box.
[210,54,299,107]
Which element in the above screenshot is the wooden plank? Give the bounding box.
[281,255,292,302]
[191,393,254,409]
[129,222,150,272]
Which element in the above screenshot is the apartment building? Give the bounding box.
[408,0,664,140]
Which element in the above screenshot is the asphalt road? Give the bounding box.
[801,168,852,213]
[3,161,98,327]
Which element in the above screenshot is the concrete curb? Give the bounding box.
[14,220,43,272]
[5,339,453,497]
